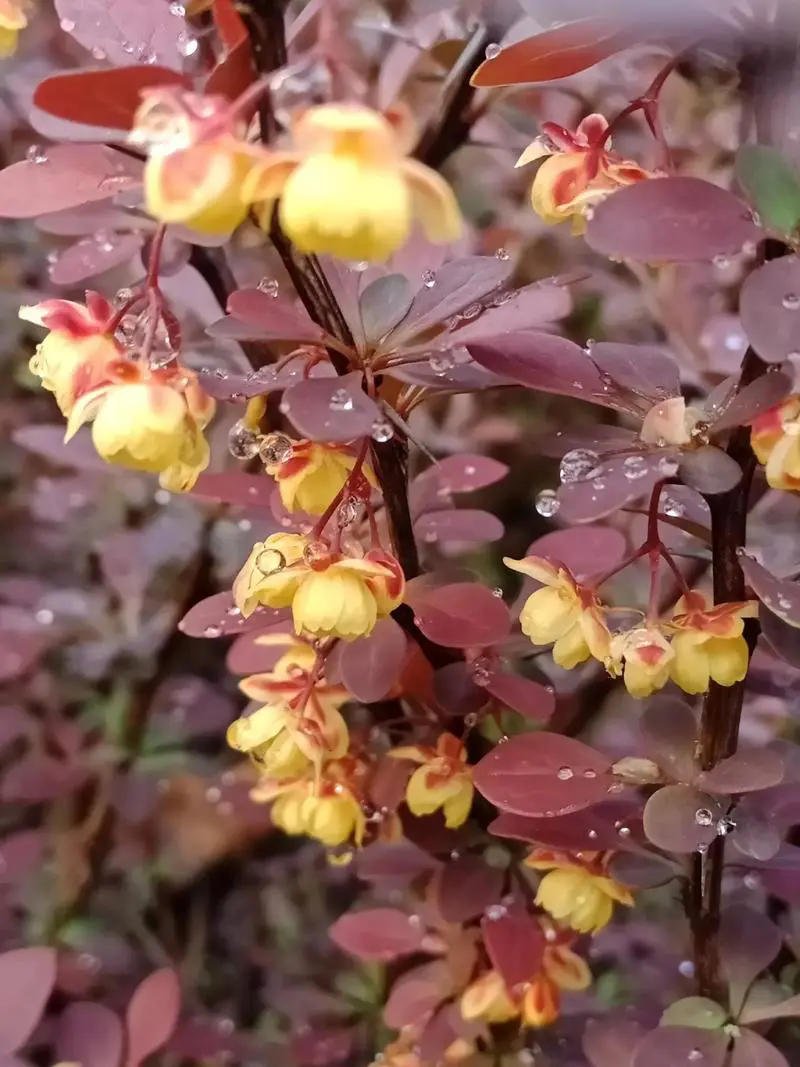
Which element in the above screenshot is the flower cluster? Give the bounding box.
[507,555,756,698]
[21,296,215,490]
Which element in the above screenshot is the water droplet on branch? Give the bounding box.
[535,488,560,517]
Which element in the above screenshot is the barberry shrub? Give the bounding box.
[3,1,800,1065]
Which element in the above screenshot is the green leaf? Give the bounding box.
[661,996,728,1029]
[735,145,800,235]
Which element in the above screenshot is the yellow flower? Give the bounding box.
[516,114,655,234]
[267,439,375,516]
[527,850,633,934]
[669,592,757,694]
[0,0,27,57]
[64,361,215,488]
[242,103,462,262]
[608,624,674,698]
[19,295,119,415]
[256,763,366,848]
[461,969,519,1024]
[504,555,610,668]
[750,395,800,491]
[233,535,405,640]
[390,733,473,828]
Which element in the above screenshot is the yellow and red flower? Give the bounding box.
[64,359,215,490]
[516,114,656,233]
[233,534,404,640]
[751,394,800,490]
[132,88,257,236]
[608,623,674,698]
[242,103,462,262]
[20,294,120,415]
[526,850,634,934]
[252,759,367,849]
[0,0,27,56]
[668,592,757,694]
[266,439,375,516]
[390,733,473,828]
[504,555,611,669]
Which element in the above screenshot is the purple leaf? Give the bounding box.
[641,697,698,782]
[37,203,142,236]
[225,626,295,674]
[49,232,143,286]
[54,0,185,68]
[739,256,800,362]
[583,1017,647,1067]
[719,905,783,1015]
[2,755,87,803]
[412,454,508,501]
[695,749,784,794]
[328,908,426,961]
[359,275,413,342]
[483,672,555,723]
[608,851,681,889]
[591,342,680,399]
[0,633,47,683]
[12,425,110,471]
[678,447,742,494]
[289,1028,354,1067]
[415,509,504,546]
[642,785,722,853]
[712,372,793,429]
[0,947,57,1053]
[557,452,662,522]
[729,1031,790,1067]
[0,146,142,219]
[742,991,800,1024]
[190,472,272,507]
[125,969,181,1067]
[56,1003,124,1067]
[338,618,407,702]
[473,732,614,817]
[390,257,515,344]
[280,372,380,442]
[760,605,800,666]
[196,361,335,401]
[524,525,628,579]
[632,1028,728,1067]
[223,289,324,343]
[481,909,545,987]
[469,331,608,403]
[0,831,46,883]
[587,178,761,262]
[408,583,511,648]
[740,555,800,626]
[178,592,289,638]
[355,842,440,886]
[445,281,571,343]
[383,961,451,1030]
[387,349,511,390]
[490,803,639,850]
[436,856,504,923]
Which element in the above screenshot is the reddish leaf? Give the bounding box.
[524,525,628,579]
[0,831,46,883]
[56,1003,124,1067]
[632,1027,728,1067]
[206,37,254,101]
[435,855,504,923]
[415,509,504,546]
[471,19,635,88]
[760,605,800,668]
[591,342,680,399]
[642,785,722,853]
[583,1017,648,1067]
[679,447,742,495]
[190,472,272,507]
[360,275,414,342]
[739,256,800,363]
[2,755,87,803]
[355,842,440,886]
[0,145,142,220]
[226,626,295,675]
[587,178,761,262]
[446,281,571,342]
[125,968,181,1067]
[280,372,381,442]
[695,749,784,794]
[178,592,289,638]
[339,618,407,702]
[712,372,793,429]
[328,908,426,961]
[473,732,614,817]
[0,947,57,1053]
[729,1031,790,1067]
[641,697,698,783]
[719,905,783,1015]
[482,909,544,987]
[212,0,248,49]
[289,1028,353,1067]
[383,961,452,1029]
[469,332,606,404]
[408,582,511,648]
[740,554,800,627]
[224,289,324,343]
[49,233,143,286]
[413,454,509,499]
[33,68,189,130]
[483,672,555,723]
[54,0,186,67]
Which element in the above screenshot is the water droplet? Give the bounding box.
[46,250,59,266]
[91,46,106,59]
[26,144,48,165]
[485,903,507,920]
[121,39,135,54]
[687,1050,703,1063]
[559,448,600,484]
[257,277,279,297]
[782,292,800,310]
[592,478,606,490]
[176,31,198,56]
[617,825,631,838]
[59,17,76,31]
[658,456,679,478]
[371,419,394,442]
[494,247,510,261]
[663,495,685,518]
[169,0,186,13]
[422,269,436,288]
[114,287,134,308]
[256,548,286,576]
[712,254,730,269]
[623,454,649,480]
[428,351,455,376]
[203,624,223,638]
[259,432,293,465]
[583,769,597,779]
[206,785,222,803]
[535,488,560,517]
[137,45,157,64]
[485,42,502,59]
[36,608,55,626]
[678,959,695,978]
[336,498,360,526]
[329,388,353,411]
[464,712,479,727]
[228,420,261,459]
[695,808,714,826]
[461,302,482,320]
[556,766,574,781]
[743,872,761,890]
[471,656,492,686]
[716,817,736,836]
[588,829,598,840]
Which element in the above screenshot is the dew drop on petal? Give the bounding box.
[623,455,649,480]
[663,495,685,518]
[256,548,286,576]
[203,624,223,638]
[259,432,293,465]
[535,488,560,517]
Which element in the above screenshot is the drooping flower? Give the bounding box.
[265,438,375,516]
[233,534,404,640]
[242,103,462,262]
[669,592,757,694]
[132,89,257,236]
[750,395,800,490]
[0,0,27,56]
[504,555,611,668]
[516,114,656,234]
[19,294,119,415]
[526,850,634,934]
[390,733,473,828]
[607,623,674,698]
[64,360,215,489]
[253,760,367,848]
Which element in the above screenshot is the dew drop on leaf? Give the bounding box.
[535,488,560,517]
[329,388,354,412]
[176,31,198,56]
[257,277,279,297]
[695,808,714,826]
[559,448,600,484]
[59,17,75,31]
[781,292,800,310]
[169,0,186,13]
[556,766,574,780]
[428,351,455,376]
[371,419,394,442]
[421,269,436,288]
[259,433,293,465]
[25,144,48,165]
[494,247,510,260]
